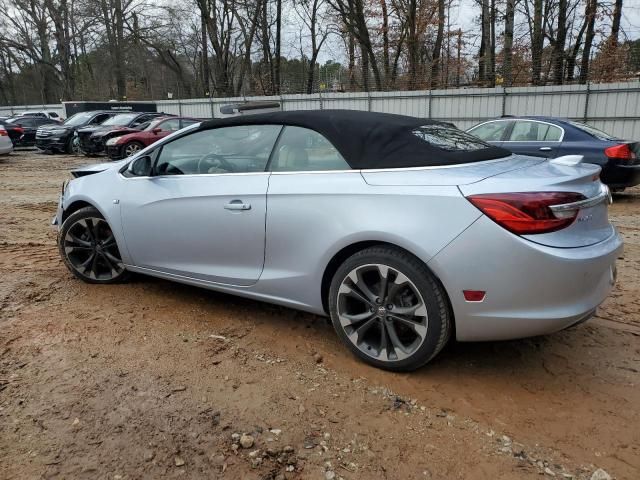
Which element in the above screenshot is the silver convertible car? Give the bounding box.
[55,110,622,371]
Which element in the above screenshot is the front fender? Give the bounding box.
[61,171,132,264]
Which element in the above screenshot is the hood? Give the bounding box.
[71,159,128,178]
[101,128,138,140]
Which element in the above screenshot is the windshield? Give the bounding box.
[568,121,619,141]
[64,112,95,127]
[101,113,138,126]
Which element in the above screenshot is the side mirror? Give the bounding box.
[128,155,153,177]
[152,128,162,135]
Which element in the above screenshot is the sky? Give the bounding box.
[286,0,640,66]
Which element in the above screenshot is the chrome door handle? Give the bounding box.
[224,201,251,211]
[539,147,552,152]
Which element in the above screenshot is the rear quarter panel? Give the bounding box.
[257,170,482,314]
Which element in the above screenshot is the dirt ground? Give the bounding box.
[1,150,639,480]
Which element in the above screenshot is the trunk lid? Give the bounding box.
[361,155,544,186]
[460,158,614,248]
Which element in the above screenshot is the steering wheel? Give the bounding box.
[197,153,235,174]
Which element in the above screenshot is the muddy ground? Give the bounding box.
[1,150,638,480]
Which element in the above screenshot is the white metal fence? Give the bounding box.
[2,81,639,139]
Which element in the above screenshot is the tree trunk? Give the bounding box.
[488,0,496,86]
[114,0,126,98]
[579,0,597,83]
[479,0,490,83]
[201,12,209,95]
[348,32,356,91]
[503,0,515,86]
[610,0,622,47]
[380,0,390,88]
[552,0,567,84]
[531,0,543,84]
[431,0,445,88]
[275,0,282,94]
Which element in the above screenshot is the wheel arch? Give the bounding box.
[320,241,454,329]
[61,200,95,223]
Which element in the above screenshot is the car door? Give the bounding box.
[502,120,563,158]
[466,120,511,147]
[119,124,282,286]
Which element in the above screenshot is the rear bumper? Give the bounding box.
[600,160,640,188]
[428,216,623,342]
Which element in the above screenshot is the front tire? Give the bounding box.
[58,207,130,284]
[65,136,80,155]
[123,141,144,157]
[328,246,451,371]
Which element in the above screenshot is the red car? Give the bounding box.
[105,117,200,160]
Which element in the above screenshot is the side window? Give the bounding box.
[468,121,510,141]
[154,125,281,176]
[49,112,59,118]
[158,119,181,131]
[270,126,349,172]
[508,121,562,141]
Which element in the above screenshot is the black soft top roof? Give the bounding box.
[199,110,510,169]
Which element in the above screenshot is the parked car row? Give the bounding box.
[34,110,199,159]
[467,116,640,191]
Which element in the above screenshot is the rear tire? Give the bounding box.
[58,206,130,284]
[328,246,451,371]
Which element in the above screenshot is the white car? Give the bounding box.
[0,125,13,154]
[16,110,63,121]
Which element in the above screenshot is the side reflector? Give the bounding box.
[463,290,486,302]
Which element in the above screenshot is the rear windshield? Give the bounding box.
[412,124,494,152]
[568,121,619,141]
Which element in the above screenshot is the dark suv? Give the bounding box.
[36,111,115,154]
[77,112,164,156]
[8,116,62,147]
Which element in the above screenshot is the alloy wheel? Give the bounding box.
[124,143,142,157]
[336,264,428,362]
[63,217,125,281]
[71,137,80,154]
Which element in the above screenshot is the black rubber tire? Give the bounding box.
[328,246,451,371]
[58,206,130,284]
[65,136,78,155]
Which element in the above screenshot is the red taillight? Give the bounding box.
[14,126,24,134]
[604,143,636,161]
[467,192,586,235]
[0,129,7,136]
